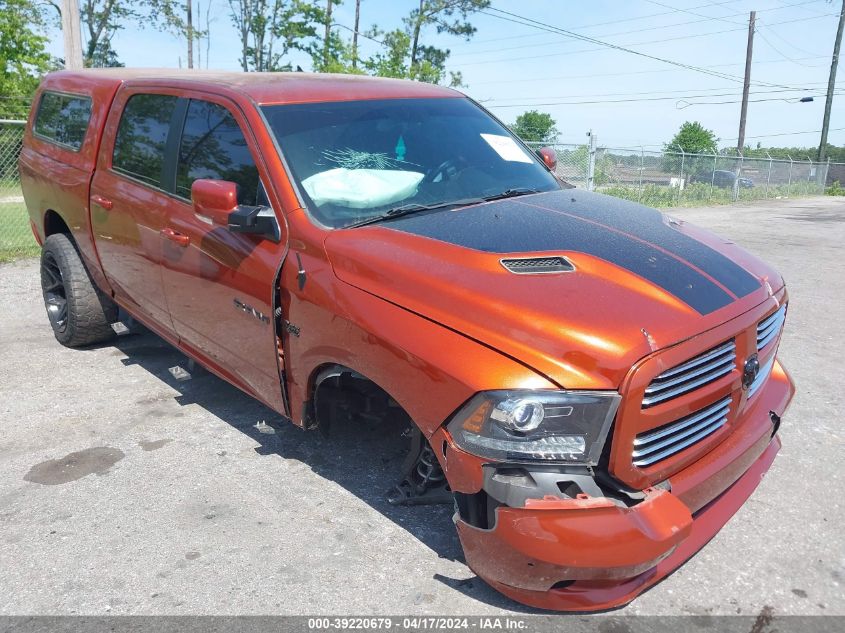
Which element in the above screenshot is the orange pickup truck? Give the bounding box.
[19,69,794,611]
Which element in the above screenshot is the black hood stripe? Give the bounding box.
[382,191,757,315]
[529,191,760,299]
[517,199,740,300]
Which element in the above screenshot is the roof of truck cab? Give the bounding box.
[43,69,462,105]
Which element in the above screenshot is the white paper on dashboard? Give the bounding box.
[480,133,533,163]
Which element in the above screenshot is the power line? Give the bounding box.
[725,126,845,141]
[755,24,820,68]
[757,19,824,57]
[475,6,835,92]
[640,0,745,26]
[452,0,827,55]
[771,0,832,18]
[470,56,828,87]
[681,94,841,107]
[453,11,837,73]
[482,84,836,104]
[451,4,831,61]
[509,126,845,146]
[457,0,819,48]
[450,12,747,59]
[450,24,750,66]
[485,92,839,109]
[457,0,738,46]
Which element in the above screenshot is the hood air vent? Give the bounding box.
[501,256,574,274]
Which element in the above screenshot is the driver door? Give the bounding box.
[159,94,288,412]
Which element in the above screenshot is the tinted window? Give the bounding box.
[34,92,92,150]
[261,98,560,228]
[176,100,260,205]
[112,94,178,188]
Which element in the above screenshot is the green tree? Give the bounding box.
[228,0,323,71]
[80,0,197,68]
[509,110,559,144]
[79,0,140,67]
[352,0,486,86]
[736,144,845,162]
[0,0,51,114]
[319,0,340,70]
[667,121,717,153]
[362,28,410,78]
[405,0,489,79]
[312,28,364,74]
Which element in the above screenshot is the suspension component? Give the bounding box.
[387,427,452,506]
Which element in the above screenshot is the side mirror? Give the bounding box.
[192,179,238,226]
[537,146,558,171]
[191,178,281,242]
[227,205,281,242]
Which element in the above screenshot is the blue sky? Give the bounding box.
[44,0,845,149]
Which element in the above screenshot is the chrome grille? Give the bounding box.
[757,305,786,350]
[633,397,731,467]
[642,340,736,408]
[747,354,775,399]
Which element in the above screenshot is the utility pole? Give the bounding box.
[351,0,361,69]
[818,0,845,162]
[323,0,334,68]
[586,130,597,192]
[187,0,194,69]
[737,11,755,153]
[60,0,84,69]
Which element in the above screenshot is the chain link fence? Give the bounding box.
[529,141,838,207]
[0,120,38,262]
[0,116,842,262]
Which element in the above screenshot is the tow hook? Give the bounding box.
[769,410,782,436]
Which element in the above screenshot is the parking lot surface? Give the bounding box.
[0,196,843,616]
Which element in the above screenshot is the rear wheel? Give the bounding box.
[40,233,117,347]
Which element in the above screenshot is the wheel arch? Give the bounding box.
[43,209,72,239]
[42,209,76,245]
[306,362,415,434]
[288,280,557,439]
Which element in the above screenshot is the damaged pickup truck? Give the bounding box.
[20,69,794,611]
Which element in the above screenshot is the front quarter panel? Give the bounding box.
[281,210,555,438]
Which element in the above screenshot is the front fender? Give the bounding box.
[285,276,555,438]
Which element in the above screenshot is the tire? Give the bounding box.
[40,233,117,347]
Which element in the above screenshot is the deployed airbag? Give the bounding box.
[302,168,424,209]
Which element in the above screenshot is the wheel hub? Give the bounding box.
[42,253,68,333]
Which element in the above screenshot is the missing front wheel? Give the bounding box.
[387,427,452,506]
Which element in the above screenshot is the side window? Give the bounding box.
[34,92,92,151]
[112,94,178,188]
[176,100,260,206]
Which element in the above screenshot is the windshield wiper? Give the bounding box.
[482,187,541,202]
[345,198,485,228]
[345,189,541,229]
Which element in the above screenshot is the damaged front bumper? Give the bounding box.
[432,360,794,612]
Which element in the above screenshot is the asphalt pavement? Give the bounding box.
[0,196,843,616]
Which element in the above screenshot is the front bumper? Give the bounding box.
[435,359,794,612]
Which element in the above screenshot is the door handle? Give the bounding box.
[91,194,113,210]
[160,228,190,247]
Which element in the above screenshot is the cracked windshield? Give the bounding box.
[262,97,561,228]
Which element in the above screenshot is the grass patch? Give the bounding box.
[597,180,827,208]
[0,202,40,262]
[826,180,845,196]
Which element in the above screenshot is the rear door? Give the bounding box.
[90,90,180,332]
[158,94,288,412]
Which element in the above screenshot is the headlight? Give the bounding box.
[446,390,621,465]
